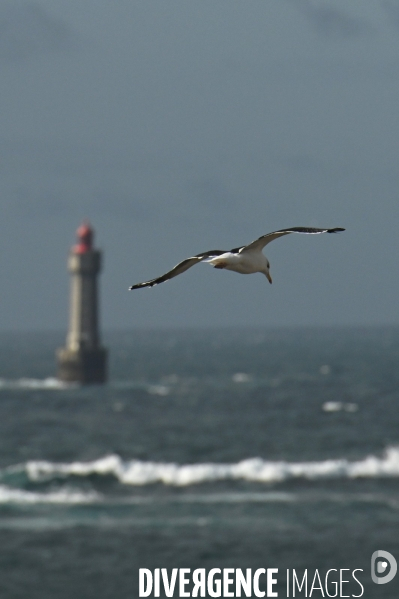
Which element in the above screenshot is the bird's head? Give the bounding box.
[264,260,272,284]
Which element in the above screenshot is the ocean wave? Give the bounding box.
[6,446,399,487]
[0,485,100,504]
[0,377,75,390]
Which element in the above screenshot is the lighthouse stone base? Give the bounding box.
[57,347,107,384]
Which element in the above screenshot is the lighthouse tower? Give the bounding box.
[57,223,107,384]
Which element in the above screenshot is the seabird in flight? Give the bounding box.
[129,226,345,290]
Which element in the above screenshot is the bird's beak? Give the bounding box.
[266,272,272,284]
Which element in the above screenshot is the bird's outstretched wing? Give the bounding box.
[238,227,345,253]
[129,250,226,289]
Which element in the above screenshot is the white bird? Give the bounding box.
[129,226,345,290]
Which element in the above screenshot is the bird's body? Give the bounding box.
[129,226,344,290]
[207,250,269,275]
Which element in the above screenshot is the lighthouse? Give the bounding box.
[57,222,107,384]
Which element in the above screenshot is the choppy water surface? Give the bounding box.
[0,328,399,598]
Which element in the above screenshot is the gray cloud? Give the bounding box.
[381,0,399,28]
[186,174,234,208]
[0,1,77,61]
[0,0,397,330]
[289,0,373,38]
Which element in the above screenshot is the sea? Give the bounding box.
[0,327,398,598]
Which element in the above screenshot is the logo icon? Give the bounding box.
[371,550,397,584]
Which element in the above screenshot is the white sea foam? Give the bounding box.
[232,373,252,383]
[323,401,358,413]
[0,377,75,390]
[17,446,399,487]
[0,485,100,504]
[147,384,170,396]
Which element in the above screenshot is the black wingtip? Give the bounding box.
[129,282,156,290]
[328,228,345,233]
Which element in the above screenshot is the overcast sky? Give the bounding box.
[1,0,399,331]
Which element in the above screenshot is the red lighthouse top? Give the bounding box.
[74,222,94,254]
